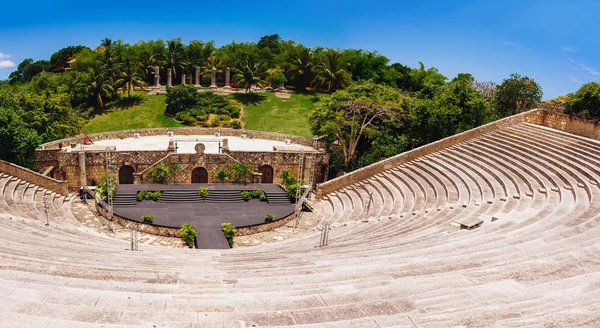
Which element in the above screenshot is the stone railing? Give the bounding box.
[0,160,69,196]
[315,109,547,198]
[534,110,600,141]
[39,127,323,149]
[235,213,295,236]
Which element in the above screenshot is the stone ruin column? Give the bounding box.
[194,66,201,88]
[224,67,231,88]
[210,67,217,88]
[167,68,172,87]
[154,66,160,87]
[221,138,229,152]
[181,74,186,85]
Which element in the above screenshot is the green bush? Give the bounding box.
[180,223,198,248]
[198,187,208,198]
[264,213,277,222]
[182,114,197,126]
[231,120,242,129]
[174,111,187,121]
[259,193,267,201]
[230,163,253,184]
[148,164,180,184]
[95,172,116,199]
[136,190,162,201]
[229,107,241,119]
[210,116,221,127]
[221,222,236,247]
[214,167,229,183]
[140,214,154,223]
[241,191,252,201]
[165,85,198,115]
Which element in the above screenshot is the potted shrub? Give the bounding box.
[264,213,277,222]
[140,214,153,223]
[198,187,208,199]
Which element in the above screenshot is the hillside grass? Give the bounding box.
[83,91,319,137]
[82,92,182,134]
[235,92,318,138]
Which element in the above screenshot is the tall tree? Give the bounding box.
[312,48,352,92]
[115,59,145,97]
[564,82,600,120]
[232,56,266,92]
[165,39,187,77]
[85,66,114,109]
[495,73,542,116]
[286,45,314,90]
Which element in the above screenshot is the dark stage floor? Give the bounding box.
[113,184,294,249]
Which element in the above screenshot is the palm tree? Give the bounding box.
[115,59,145,97]
[232,56,266,93]
[312,48,352,92]
[165,39,187,77]
[287,46,314,90]
[86,66,114,109]
[201,56,223,82]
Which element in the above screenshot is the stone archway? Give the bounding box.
[259,165,274,183]
[191,167,209,183]
[119,165,135,184]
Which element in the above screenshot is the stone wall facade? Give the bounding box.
[0,159,69,196]
[533,111,600,140]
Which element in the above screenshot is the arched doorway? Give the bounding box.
[191,167,208,183]
[119,165,135,184]
[259,165,273,183]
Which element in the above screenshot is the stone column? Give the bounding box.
[154,66,160,87]
[181,74,186,85]
[210,67,217,88]
[78,151,87,187]
[224,67,231,88]
[222,138,229,152]
[194,66,201,88]
[167,68,172,87]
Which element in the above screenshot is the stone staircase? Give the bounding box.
[266,189,293,205]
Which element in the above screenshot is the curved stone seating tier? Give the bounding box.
[2,122,600,327]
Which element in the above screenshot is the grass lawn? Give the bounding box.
[235,92,318,138]
[83,91,319,137]
[82,92,182,134]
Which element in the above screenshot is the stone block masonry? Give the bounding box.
[0,159,69,196]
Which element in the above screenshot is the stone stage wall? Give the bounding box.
[316,108,600,198]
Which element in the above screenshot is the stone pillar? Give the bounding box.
[78,151,87,187]
[222,138,229,152]
[181,74,186,85]
[210,67,217,88]
[167,68,172,87]
[194,66,201,88]
[154,66,160,87]
[224,67,231,88]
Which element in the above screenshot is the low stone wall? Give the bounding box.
[235,213,295,236]
[39,127,323,149]
[94,202,182,238]
[0,160,69,196]
[316,109,546,198]
[536,111,600,141]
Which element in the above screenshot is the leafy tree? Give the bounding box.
[286,45,314,90]
[232,56,266,92]
[148,164,180,184]
[9,59,51,83]
[95,172,116,199]
[230,163,254,184]
[409,62,447,98]
[165,39,187,77]
[310,81,408,170]
[0,105,41,167]
[266,67,287,88]
[85,65,114,109]
[312,49,352,92]
[541,94,570,113]
[564,82,600,120]
[49,45,88,71]
[115,58,145,97]
[495,73,542,116]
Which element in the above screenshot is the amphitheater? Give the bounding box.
[2,109,600,327]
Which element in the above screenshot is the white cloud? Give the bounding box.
[561,46,577,53]
[0,60,15,68]
[566,74,582,85]
[501,41,533,53]
[566,56,600,79]
[0,52,12,60]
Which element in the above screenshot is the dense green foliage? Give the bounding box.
[180,223,198,247]
[264,213,277,222]
[241,190,266,201]
[564,82,600,120]
[94,172,116,199]
[165,86,242,126]
[136,190,162,201]
[241,191,252,201]
[495,73,542,116]
[140,214,154,223]
[148,164,180,184]
[220,223,236,247]
[279,170,301,198]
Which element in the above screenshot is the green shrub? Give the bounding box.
[165,85,198,115]
[182,114,197,126]
[150,191,161,201]
[214,167,229,183]
[174,111,187,121]
[241,191,252,201]
[180,223,198,248]
[231,120,242,129]
[215,107,229,115]
[221,222,236,247]
[198,187,208,198]
[259,193,267,201]
[136,190,161,201]
[229,107,241,119]
[148,164,180,184]
[140,214,154,223]
[264,213,277,222]
[210,116,221,127]
[95,172,116,199]
[230,163,253,184]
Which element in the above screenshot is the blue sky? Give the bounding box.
[0,0,598,98]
